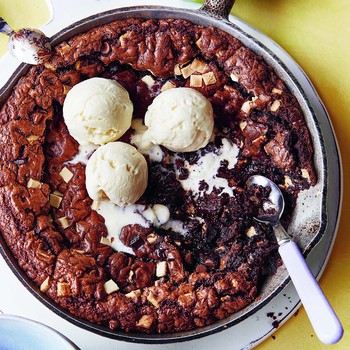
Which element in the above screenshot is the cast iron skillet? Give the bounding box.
[0,0,342,343]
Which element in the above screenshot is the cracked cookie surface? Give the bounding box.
[0,18,316,334]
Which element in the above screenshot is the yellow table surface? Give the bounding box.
[0,0,349,349]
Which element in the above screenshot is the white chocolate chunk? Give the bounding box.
[190,74,203,87]
[146,233,158,244]
[147,292,159,308]
[128,270,134,282]
[241,101,251,113]
[125,289,141,298]
[174,64,182,76]
[284,175,293,188]
[141,75,155,87]
[58,216,69,229]
[231,278,239,288]
[239,120,247,131]
[195,38,202,49]
[59,167,73,183]
[136,315,153,328]
[53,190,63,196]
[230,73,239,82]
[100,236,111,246]
[49,193,62,209]
[26,135,39,143]
[58,44,71,55]
[270,100,281,112]
[301,168,311,182]
[57,282,70,297]
[181,65,195,79]
[156,261,167,278]
[27,178,42,189]
[272,87,283,95]
[202,71,216,85]
[104,279,120,294]
[190,58,206,73]
[245,226,257,238]
[40,276,50,293]
[161,81,176,92]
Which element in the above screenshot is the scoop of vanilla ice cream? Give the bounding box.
[85,142,148,206]
[63,77,133,145]
[143,88,214,152]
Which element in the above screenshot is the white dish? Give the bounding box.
[0,0,341,349]
[0,314,79,350]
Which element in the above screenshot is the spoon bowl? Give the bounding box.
[0,17,51,64]
[246,175,285,226]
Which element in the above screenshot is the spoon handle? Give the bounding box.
[278,240,343,344]
[0,17,13,35]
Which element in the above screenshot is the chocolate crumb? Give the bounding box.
[272,320,280,329]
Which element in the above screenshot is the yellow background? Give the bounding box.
[0,0,349,349]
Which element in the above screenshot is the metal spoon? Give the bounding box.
[246,175,343,344]
[0,17,51,65]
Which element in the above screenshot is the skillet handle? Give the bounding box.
[279,241,343,344]
[199,0,235,20]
